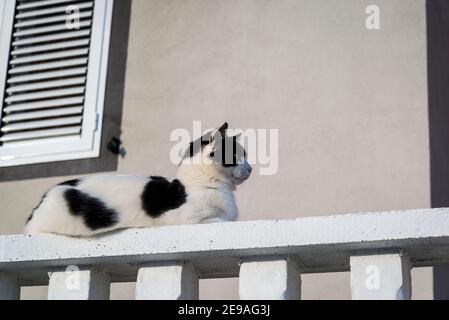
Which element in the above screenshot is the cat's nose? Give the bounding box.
[248,165,253,175]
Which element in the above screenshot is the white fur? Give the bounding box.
[24,132,251,237]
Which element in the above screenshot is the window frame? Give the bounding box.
[0,0,114,167]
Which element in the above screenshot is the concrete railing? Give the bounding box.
[1,208,449,300]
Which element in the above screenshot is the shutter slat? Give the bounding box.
[9,58,88,74]
[7,77,86,93]
[16,2,93,19]
[10,48,89,65]
[2,106,83,122]
[1,116,83,132]
[5,87,85,103]
[11,39,90,56]
[8,67,87,83]
[14,20,92,37]
[4,96,84,113]
[17,0,81,10]
[15,11,93,28]
[12,30,91,46]
[0,127,81,142]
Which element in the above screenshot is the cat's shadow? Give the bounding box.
[94,227,141,240]
[64,227,139,240]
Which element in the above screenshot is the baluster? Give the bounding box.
[135,262,198,300]
[48,267,110,300]
[0,272,20,300]
[239,257,301,300]
[350,253,411,300]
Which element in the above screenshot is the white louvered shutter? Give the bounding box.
[0,0,113,167]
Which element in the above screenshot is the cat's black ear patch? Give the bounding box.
[64,188,118,230]
[210,122,229,143]
[218,122,228,135]
[141,176,187,218]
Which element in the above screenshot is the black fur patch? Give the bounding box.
[64,188,118,230]
[58,179,80,187]
[141,176,187,218]
[26,179,80,224]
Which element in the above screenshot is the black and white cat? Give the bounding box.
[24,123,252,236]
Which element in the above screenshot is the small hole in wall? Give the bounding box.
[107,137,127,158]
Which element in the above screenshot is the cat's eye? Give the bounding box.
[210,151,215,157]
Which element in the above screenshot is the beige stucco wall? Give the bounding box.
[0,0,432,299]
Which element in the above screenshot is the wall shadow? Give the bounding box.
[427,0,449,300]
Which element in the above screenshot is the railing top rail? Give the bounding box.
[1,208,449,285]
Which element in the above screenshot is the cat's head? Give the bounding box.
[179,122,252,187]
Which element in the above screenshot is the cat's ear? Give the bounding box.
[218,122,228,136]
[208,122,228,144]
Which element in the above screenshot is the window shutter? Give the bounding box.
[0,0,113,167]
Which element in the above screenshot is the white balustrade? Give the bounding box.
[350,253,411,300]
[48,268,110,300]
[239,257,301,299]
[135,262,198,300]
[0,208,448,300]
